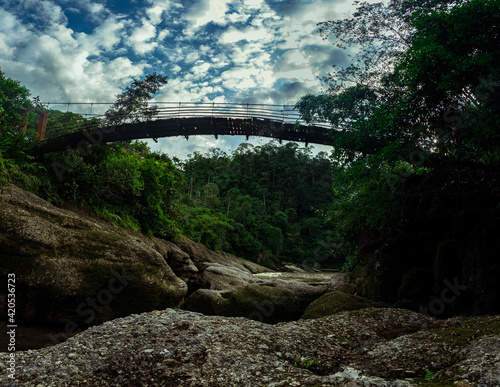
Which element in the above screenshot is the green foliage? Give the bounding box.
[0,68,47,189]
[179,142,339,266]
[44,110,100,138]
[296,0,500,272]
[0,69,32,135]
[179,206,234,251]
[23,74,180,239]
[296,86,383,161]
[292,358,320,369]
[425,368,435,380]
[45,141,181,238]
[316,0,457,92]
[393,0,500,162]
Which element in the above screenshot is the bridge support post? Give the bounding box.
[35,109,49,141]
[20,107,49,140]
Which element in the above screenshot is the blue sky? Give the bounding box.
[0,0,360,158]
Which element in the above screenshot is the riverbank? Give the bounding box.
[1,185,499,385]
[0,184,358,350]
[1,307,499,386]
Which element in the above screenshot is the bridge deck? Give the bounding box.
[33,116,335,154]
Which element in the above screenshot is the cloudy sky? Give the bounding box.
[0,0,359,158]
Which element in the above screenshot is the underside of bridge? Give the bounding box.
[32,117,335,155]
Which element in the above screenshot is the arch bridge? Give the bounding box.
[32,102,334,154]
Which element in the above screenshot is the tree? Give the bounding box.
[391,0,500,161]
[317,0,456,92]
[295,85,382,161]
[104,73,168,125]
[45,140,181,237]
[0,68,32,135]
[224,187,241,217]
[179,142,336,265]
[298,0,500,163]
[0,68,44,188]
[295,0,421,160]
[296,0,500,271]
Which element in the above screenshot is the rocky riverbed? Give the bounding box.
[1,184,500,385]
[0,184,351,350]
[1,307,499,386]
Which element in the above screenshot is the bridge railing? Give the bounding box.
[152,102,299,122]
[41,102,330,139]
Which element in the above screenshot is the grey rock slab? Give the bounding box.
[5,307,496,386]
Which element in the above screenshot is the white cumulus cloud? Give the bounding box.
[129,19,158,54]
[185,0,232,30]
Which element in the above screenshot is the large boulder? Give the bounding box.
[199,262,257,291]
[254,271,333,286]
[2,308,499,386]
[152,238,198,284]
[302,291,387,319]
[0,185,188,349]
[177,236,273,274]
[178,239,331,323]
[185,280,327,323]
[183,261,330,323]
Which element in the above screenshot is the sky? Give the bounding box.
[0,0,360,159]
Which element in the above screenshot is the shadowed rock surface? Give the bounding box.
[0,184,343,348]
[1,308,499,386]
[183,264,331,323]
[0,185,189,349]
[0,185,274,349]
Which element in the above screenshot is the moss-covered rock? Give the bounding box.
[0,185,188,350]
[302,290,387,319]
[230,282,325,323]
[185,280,326,323]
[152,238,198,284]
[177,236,273,274]
[182,288,232,316]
